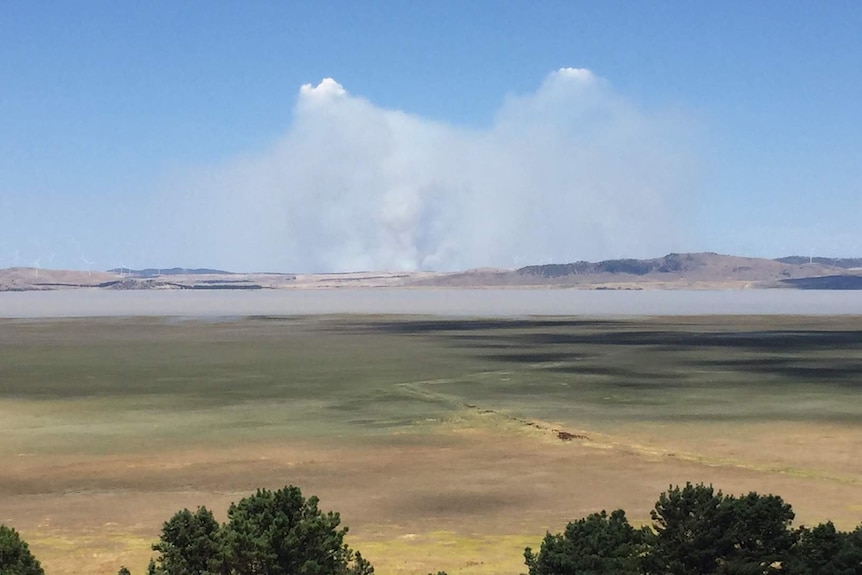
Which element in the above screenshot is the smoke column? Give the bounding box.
[158,68,696,272]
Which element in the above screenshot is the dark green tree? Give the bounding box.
[644,483,795,575]
[645,483,731,575]
[524,509,647,575]
[348,552,375,575]
[118,567,132,575]
[149,506,225,575]
[148,487,373,575]
[221,486,371,575]
[0,525,45,575]
[783,521,862,574]
[719,492,795,574]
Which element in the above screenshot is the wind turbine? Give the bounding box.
[81,257,95,277]
[32,258,41,279]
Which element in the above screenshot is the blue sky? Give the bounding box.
[1,1,860,272]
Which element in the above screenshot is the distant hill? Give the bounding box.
[460,252,862,289]
[510,252,835,284]
[4,253,862,291]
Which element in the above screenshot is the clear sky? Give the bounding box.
[2,1,860,272]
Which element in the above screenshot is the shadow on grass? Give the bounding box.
[503,330,862,351]
[696,358,862,383]
[359,318,622,333]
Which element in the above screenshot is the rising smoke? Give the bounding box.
[160,69,696,272]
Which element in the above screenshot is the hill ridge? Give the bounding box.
[2,252,862,291]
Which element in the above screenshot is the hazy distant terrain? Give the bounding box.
[2,252,860,292]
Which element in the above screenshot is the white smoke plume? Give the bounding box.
[158,68,696,272]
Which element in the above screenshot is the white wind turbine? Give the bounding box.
[81,257,95,277]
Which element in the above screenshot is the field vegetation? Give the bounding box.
[1,315,861,574]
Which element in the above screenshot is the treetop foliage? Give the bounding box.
[149,506,223,575]
[526,482,861,575]
[644,482,795,575]
[525,509,647,575]
[782,521,862,575]
[147,486,372,575]
[0,525,45,575]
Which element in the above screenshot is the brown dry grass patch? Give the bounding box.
[4,421,861,575]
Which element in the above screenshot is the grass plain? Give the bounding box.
[1,315,861,574]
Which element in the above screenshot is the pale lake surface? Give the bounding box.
[2,289,862,319]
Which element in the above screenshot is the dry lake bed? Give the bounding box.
[4,288,862,318]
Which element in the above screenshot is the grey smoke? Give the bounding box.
[159,69,696,272]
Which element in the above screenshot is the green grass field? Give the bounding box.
[2,315,861,574]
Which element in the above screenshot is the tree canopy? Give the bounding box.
[0,525,45,575]
[149,506,224,575]
[525,509,647,575]
[782,521,862,575]
[147,486,372,575]
[644,483,795,575]
[526,483,860,575]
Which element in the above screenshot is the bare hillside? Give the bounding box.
[409,253,862,289]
